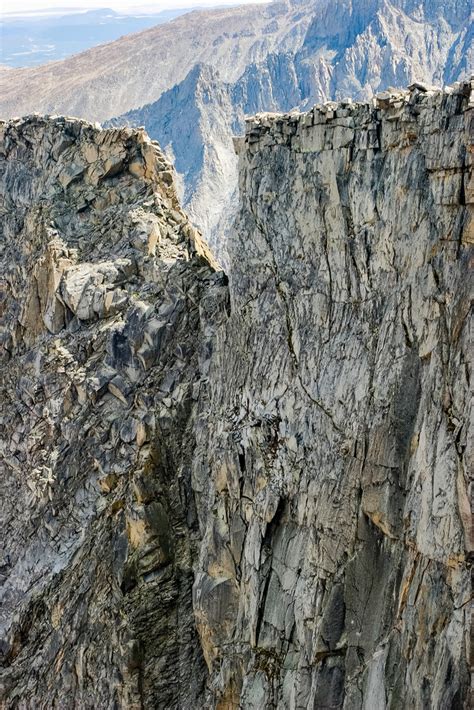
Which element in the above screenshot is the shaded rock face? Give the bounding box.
[0,116,227,707]
[0,81,472,709]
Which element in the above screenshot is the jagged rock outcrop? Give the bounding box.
[0,116,227,707]
[0,81,472,709]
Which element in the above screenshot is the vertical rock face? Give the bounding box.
[0,81,472,709]
[192,82,472,707]
[0,116,227,707]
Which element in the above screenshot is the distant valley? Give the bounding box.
[0,7,190,67]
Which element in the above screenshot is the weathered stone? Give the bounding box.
[0,81,472,709]
[0,115,226,708]
[192,81,472,708]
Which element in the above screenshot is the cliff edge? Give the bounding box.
[194,79,472,708]
[0,80,472,708]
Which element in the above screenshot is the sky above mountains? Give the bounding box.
[3,0,269,15]
[1,0,270,67]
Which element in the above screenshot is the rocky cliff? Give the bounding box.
[0,116,226,707]
[0,80,472,709]
[193,79,473,709]
[2,0,471,263]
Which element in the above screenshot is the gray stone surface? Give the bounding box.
[0,80,472,708]
[0,115,226,707]
[191,78,472,709]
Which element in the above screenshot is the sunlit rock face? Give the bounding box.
[192,81,472,708]
[0,80,472,709]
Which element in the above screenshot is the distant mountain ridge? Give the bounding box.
[0,8,190,68]
[1,0,472,258]
[1,0,471,122]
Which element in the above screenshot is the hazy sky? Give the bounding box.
[3,0,269,14]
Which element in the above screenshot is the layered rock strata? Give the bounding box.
[0,80,473,709]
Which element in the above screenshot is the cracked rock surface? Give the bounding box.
[0,116,226,707]
[0,80,473,709]
[193,81,473,708]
